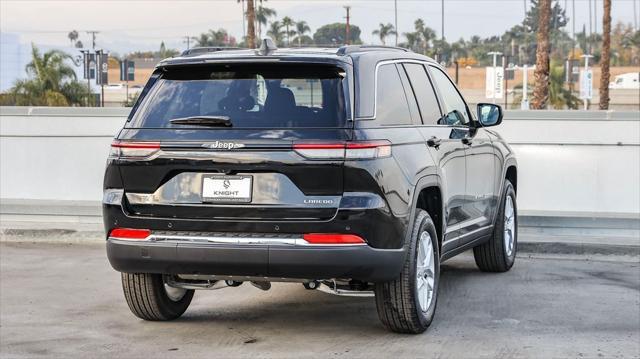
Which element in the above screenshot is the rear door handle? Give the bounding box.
[427,136,442,148]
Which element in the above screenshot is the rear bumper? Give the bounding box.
[106,238,405,282]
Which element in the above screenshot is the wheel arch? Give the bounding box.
[409,175,444,252]
[505,163,517,194]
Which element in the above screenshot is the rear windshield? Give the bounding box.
[129,64,348,128]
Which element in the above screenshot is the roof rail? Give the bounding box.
[180,47,243,56]
[336,45,411,55]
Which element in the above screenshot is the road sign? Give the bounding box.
[485,67,504,99]
[83,53,96,80]
[579,69,593,100]
[96,52,109,85]
[119,60,135,82]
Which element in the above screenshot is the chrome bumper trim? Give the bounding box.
[108,233,366,247]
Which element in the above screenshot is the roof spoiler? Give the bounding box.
[336,45,411,55]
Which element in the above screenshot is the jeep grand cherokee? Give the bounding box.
[104,40,518,334]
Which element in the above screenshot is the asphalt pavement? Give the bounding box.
[1,241,639,358]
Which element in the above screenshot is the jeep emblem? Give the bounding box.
[203,141,245,150]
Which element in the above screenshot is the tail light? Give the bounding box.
[109,228,151,240]
[303,233,365,244]
[293,141,391,160]
[109,141,160,159]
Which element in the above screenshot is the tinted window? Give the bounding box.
[129,64,347,128]
[402,64,442,125]
[375,64,412,126]
[396,64,421,124]
[429,66,470,126]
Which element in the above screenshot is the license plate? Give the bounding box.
[202,175,252,203]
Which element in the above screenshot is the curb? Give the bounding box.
[518,241,639,256]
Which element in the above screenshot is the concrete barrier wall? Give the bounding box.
[1,107,639,219]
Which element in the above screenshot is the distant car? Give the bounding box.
[103,42,518,334]
[609,72,640,89]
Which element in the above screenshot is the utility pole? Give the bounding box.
[594,0,598,35]
[344,6,351,45]
[86,31,99,49]
[394,0,398,46]
[634,0,638,31]
[441,0,445,40]
[587,0,593,54]
[523,0,528,64]
[183,36,191,50]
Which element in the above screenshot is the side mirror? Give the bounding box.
[476,103,503,127]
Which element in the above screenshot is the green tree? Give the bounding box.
[549,60,581,109]
[401,19,436,54]
[372,23,396,45]
[313,23,362,46]
[67,30,78,47]
[294,20,311,47]
[281,16,295,46]
[267,21,285,46]
[256,6,276,39]
[194,29,236,47]
[523,0,568,33]
[8,45,89,106]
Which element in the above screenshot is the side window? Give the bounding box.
[396,64,421,124]
[402,63,443,125]
[375,63,412,126]
[429,66,470,126]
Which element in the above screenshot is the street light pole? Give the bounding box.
[394,0,398,46]
[441,0,445,41]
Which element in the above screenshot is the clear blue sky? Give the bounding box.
[1,0,638,54]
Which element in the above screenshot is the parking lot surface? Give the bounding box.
[1,241,639,358]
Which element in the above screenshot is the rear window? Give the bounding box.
[129,64,348,128]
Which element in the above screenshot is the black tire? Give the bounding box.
[374,210,440,334]
[121,273,194,321]
[473,179,517,272]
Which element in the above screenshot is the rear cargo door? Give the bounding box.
[114,62,352,221]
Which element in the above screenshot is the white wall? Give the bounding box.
[1,107,639,218]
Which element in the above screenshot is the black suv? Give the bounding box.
[104,41,518,334]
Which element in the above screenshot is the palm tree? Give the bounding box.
[294,20,311,47]
[372,23,396,46]
[532,0,551,109]
[246,0,257,48]
[9,45,88,106]
[281,16,295,46]
[256,6,277,39]
[267,21,285,47]
[67,30,79,47]
[599,0,612,110]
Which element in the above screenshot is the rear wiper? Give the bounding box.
[169,116,232,127]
